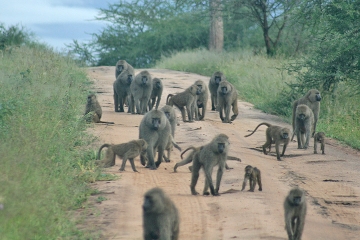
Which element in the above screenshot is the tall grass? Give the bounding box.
[156,49,360,149]
[0,46,97,239]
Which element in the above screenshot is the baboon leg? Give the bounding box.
[281,143,288,158]
[114,90,119,112]
[304,128,311,149]
[249,178,255,192]
[321,141,325,154]
[130,95,136,114]
[285,214,294,240]
[140,100,147,114]
[297,132,303,149]
[257,174,262,191]
[173,155,193,172]
[119,158,128,171]
[224,104,231,123]
[140,154,147,166]
[203,165,215,195]
[211,95,216,111]
[215,163,225,195]
[128,158,138,172]
[231,101,238,121]
[263,140,271,155]
[294,217,306,240]
[190,162,201,195]
[145,148,157,170]
[186,104,194,122]
[155,146,165,167]
[225,163,233,170]
[241,177,248,191]
[314,139,318,154]
[179,107,187,122]
[203,178,210,195]
[218,106,225,122]
[275,142,282,161]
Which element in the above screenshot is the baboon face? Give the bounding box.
[307,89,321,102]
[195,85,202,95]
[127,75,133,84]
[141,76,148,85]
[244,165,253,177]
[164,112,171,120]
[220,86,228,95]
[215,76,221,85]
[280,129,290,139]
[151,118,161,130]
[143,189,164,213]
[213,134,229,153]
[155,81,161,89]
[218,143,226,153]
[117,64,124,73]
[288,188,305,206]
[296,105,311,120]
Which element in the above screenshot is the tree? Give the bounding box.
[209,0,224,51]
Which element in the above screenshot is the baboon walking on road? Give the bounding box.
[85,94,114,124]
[95,139,148,172]
[314,132,326,154]
[148,77,163,111]
[209,71,227,111]
[284,188,307,240]
[113,60,135,112]
[139,109,171,169]
[245,122,290,161]
[193,79,209,120]
[292,89,321,140]
[130,70,153,114]
[293,104,314,149]
[143,187,180,240]
[190,134,230,196]
[241,165,262,192]
[161,105,179,162]
[217,81,239,123]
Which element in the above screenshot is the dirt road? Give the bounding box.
[84,67,360,240]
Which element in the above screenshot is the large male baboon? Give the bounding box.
[292,89,321,139]
[95,139,148,172]
[190,134,230,196]
[284,188,307,240]
[217,81,239,123]
[245,122,291,161]
[209,71,227,111]
[148,77,163,111]
[85,94,114,124]
[143,187,180,240]
[314,132,326,154]
[241,165,262,192]
[113,60,135,112]
[166,84,201,122]
[139,109,171,169]
[130,70,153,115]
[193,79,209,120]
[293,104,314,149]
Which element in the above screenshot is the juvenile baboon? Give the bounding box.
[284,188,307,240]
[173,146,241,172]
[143,187,180,240]
[245,122,290,161]
[193,79,209,120]
[130,70,153,114]
[292,89,321,139]
[160,105,179,162]
[314,132,326,154]
[95,139,148,172]
[190,134,230,196]
[113,61,135,112]
[241,165,262,192]
[84,94,114,124]
[209,71,227,111]
[139,109,171,169]
[293,104,314,149]
[148,77,163,111]
[166,84,201,122]
[163,135,182,162]
[217,81,239,123]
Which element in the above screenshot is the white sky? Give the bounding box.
[0,0,119,51]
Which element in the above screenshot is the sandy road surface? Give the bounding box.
[83,67,360,240]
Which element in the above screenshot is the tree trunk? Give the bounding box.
[209,0,224,51]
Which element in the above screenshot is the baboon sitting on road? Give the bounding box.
[217,81,239,123]
[314,132,326,154]
[85,94,114,124]
[241,165,262,192]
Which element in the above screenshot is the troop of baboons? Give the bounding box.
[84,61,330,239]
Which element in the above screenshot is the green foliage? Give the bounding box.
[0,46,97,239]
[0,23,35,50]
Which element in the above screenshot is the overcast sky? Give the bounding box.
[1,0,119,51]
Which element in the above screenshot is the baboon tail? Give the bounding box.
[180,146,197,159]
[244,122,272,137]
[97,144,112,160]
[166,94,174,105]
[98,121,115,124]
[172,140,182,152]
[227,156,241,162]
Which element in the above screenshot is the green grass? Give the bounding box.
[0,46,99,239]
[156,49,360,149]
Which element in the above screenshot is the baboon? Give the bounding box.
[115,59,134,79]
[245,122,291,161]
[166,84,201,122]
[284,188,307,240]
[293,104,314,149]
[193,79,209,120]
[314,132,326,154]
[173,146,241,172]
[217,81,239,123]
[130,70,153,114]
[139,109,171,169]
[160,105,179,162]
[292,89,321,139]
[148,77,163,111]
[95,139,148,172]
[143,187,180,240]
[163,135,182,162]
[190,134,230,196]
[113,60,135,112]
[84,94,114,124]
[241,165,262,192]
[209,71,227,111]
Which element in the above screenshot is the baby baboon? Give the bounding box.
[148,77,163,111]
[166,84,201,122]
[139,109,171,169]
[314,132,325,154]
[143,187,180,240]
[241,165,262,192]
[292,89,321,139]
[160,105,177,137]
[209,71,227,111]
[85,94,114,124]
[245,122,291,161]
[293,104,314,149]
[217,81,239,123]
[96,139,148,172]
[130,70,153,114]
[284,188,307,240]
[193,79,209,120]
[190,134,230,196]
[113,60,135,112]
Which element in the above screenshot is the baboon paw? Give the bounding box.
[203,192,210,196]
[259,188,262,191]
[191,191,199,195]
[119,168,125,171]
